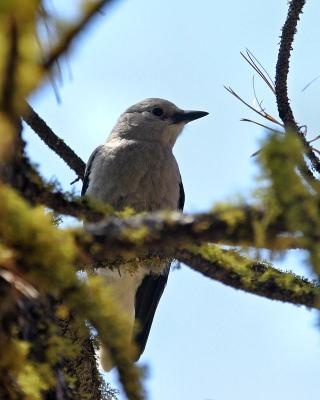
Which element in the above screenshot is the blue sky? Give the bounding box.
[26,0,320,399]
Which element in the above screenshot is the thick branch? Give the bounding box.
[275,0,320,174]
[31,182,106,221]
[4,148,106,221]
[8,134,295,248]
[23,102,86,179]
[75,208,289,260]
[17,133,295,252]
[76,242,320,310]
[57,315,117,400]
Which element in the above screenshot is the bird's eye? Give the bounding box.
[152,107,164,117]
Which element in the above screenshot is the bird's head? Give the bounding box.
[110,98,208,147]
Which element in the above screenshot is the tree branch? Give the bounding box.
[43,0,117,70]
[10,130,296,250]
[1,18,18,113]
[176,248,320,309]
[74,240,320,310]
[3,146,107,221]
[23,102,86,179]
[275,0,320,174]
[75,207,292,261]
[19,115,302,256]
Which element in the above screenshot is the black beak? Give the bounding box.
[172,110,209,124]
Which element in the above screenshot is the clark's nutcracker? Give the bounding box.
[82,98,208,370]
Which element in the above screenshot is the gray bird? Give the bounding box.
[82,98,208,370]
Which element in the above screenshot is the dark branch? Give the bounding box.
[57,315,117,400]
[43,0,116,70]
[8,140,293,246]
[13,153,299,251]
[275,0,304,127]
[275,0,320,175]
[31,182,106,222]
[74,208,292,263]
[1,18,18,112]
[2,140,107,221]
[76,244,320,310]
[23,102,86,179]
[21,166,106,222]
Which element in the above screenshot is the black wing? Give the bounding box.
[81,145,104,196]
[178,180,185,211]
[134,268,170,359]
[134,178,185,359]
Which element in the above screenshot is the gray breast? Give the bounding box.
[85,140,180,212]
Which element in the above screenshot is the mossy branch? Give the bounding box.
[74,234,320,311]
[5,145,109,221]
[177,246,320,309]
[74,206,292,259]
[0,184,144,400]
[1,1,319,399]
[261,132,320,276]
[6,133,299,253]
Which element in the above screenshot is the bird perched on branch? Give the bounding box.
[82,98,208,370]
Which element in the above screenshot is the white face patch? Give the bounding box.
[163,122,185,147]
[141,111,150,118]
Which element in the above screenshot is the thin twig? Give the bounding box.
[301,74,320,92]
[36,5,63,103]
[225,86,283,126]
[241,49,275,94]
[43,0,116,70]
[252,75,264,114]
[241,118,282,133]
[308,134,320,144]
[240,118,283,157]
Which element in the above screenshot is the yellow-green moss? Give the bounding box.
[259,132,320,275]
[0,184,77,292]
